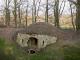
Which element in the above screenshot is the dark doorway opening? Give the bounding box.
[27,37,38,48]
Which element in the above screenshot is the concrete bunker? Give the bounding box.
[16,22,62,53]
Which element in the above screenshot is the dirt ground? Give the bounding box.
[0,28,24,41]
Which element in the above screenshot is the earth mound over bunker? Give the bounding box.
[18,22,63,37]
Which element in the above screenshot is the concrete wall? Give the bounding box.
[16,33,57,49]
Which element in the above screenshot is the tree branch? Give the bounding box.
[68,0,77,6]
[68,0,76,4]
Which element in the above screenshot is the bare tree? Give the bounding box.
[36,0,41,20]
[54,0,59,28]
[68,0,80,31]
[69,2,75,30]
[17,0,23,27]
[13,0,17,27]
[18,6,21,27]
[45,0,49,23]
[32,0,36,23]
[76,0,80,31]
[59,0,66,16]
[4,0,11,27]
[25,0,29,27]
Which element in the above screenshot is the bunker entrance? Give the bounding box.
[27,37,38,49]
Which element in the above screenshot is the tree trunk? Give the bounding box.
[69,2,75,30]
[26,9,28,27]
[14,0,17,28]
[54,0,59,28]
[32,0,36,23]
[45,0,48,23]
[5,0,10,27]
[76,0,80,31]
[18,6,21,27]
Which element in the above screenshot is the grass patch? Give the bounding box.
[0,37,80,60]
[0,38,15,60]
[63,45,80,60]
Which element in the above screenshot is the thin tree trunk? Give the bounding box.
[36,0,41,20]
[14,0,17,27]
[69,2,75,30]
[5,0,10,27]
[54,0,59,28]
[68,0,80,31]
[45,0,48,23]
[18,6,21,27]
[76,0,80,31]
[26,9,28,27]
[32,0,36,23]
